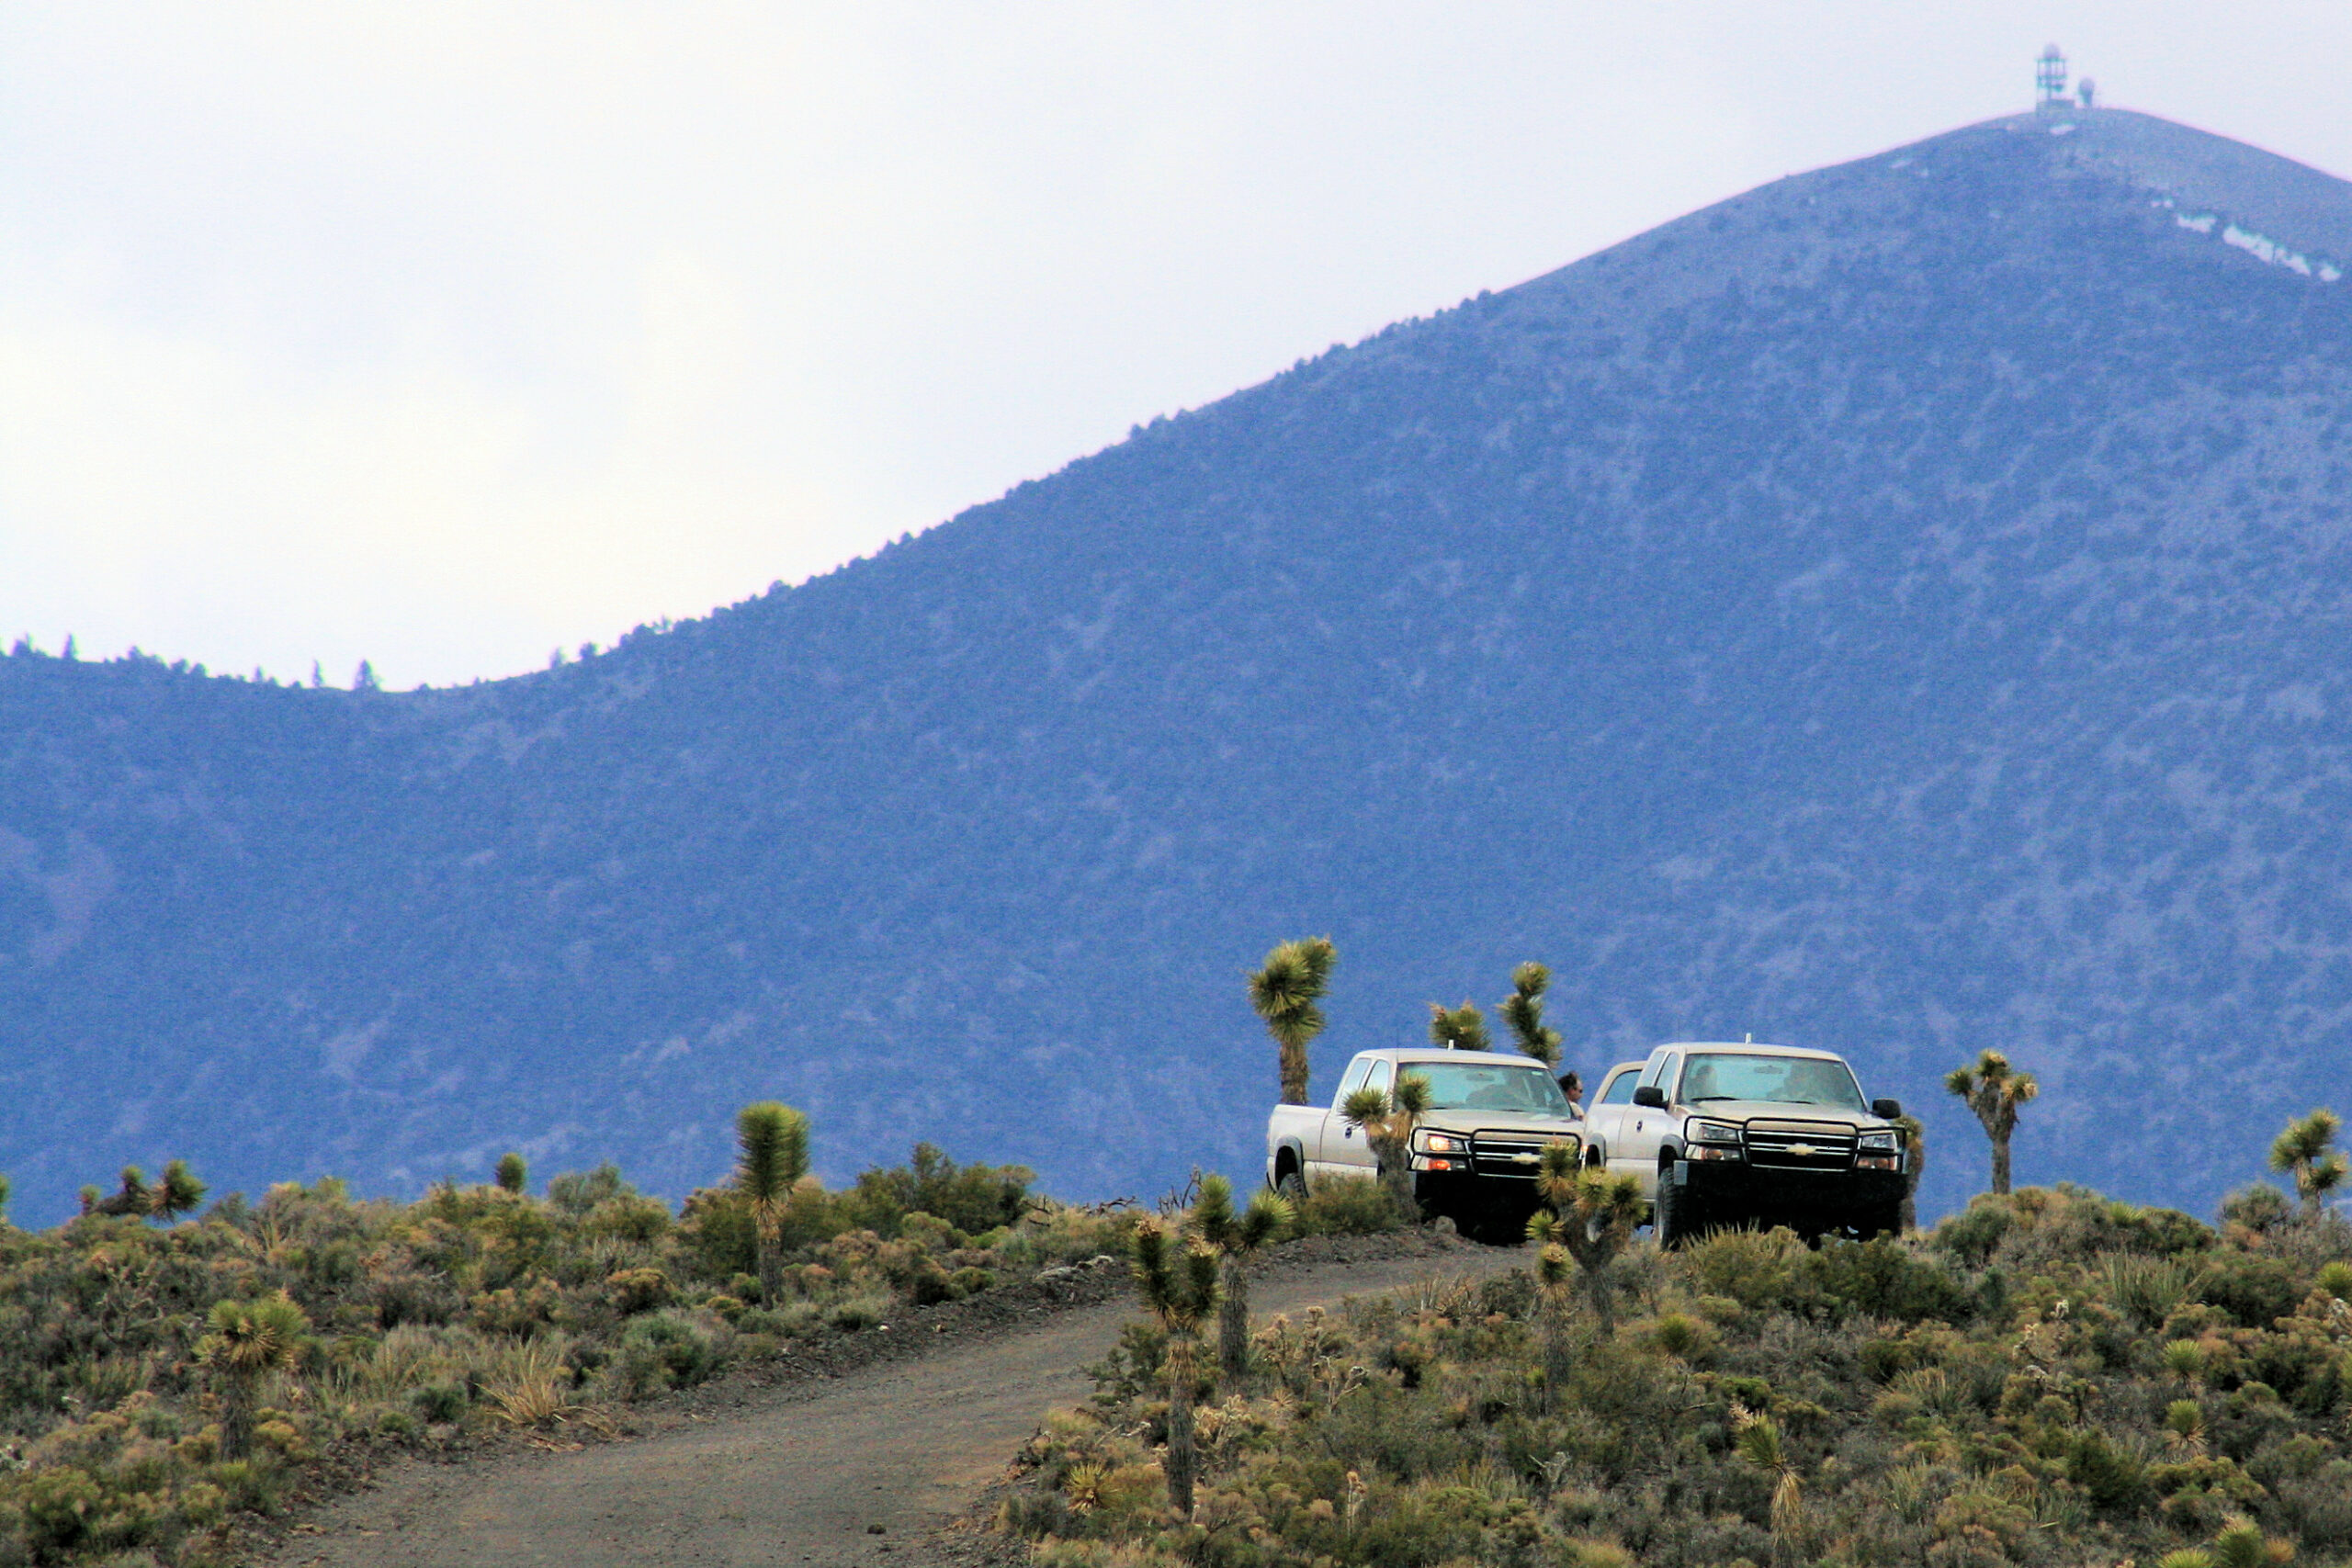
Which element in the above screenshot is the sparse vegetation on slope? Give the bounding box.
[0,1133,1136,1567]
[1003,1182,2352,1568]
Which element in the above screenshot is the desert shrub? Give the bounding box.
[1802,1236,1974,1324]
[1290,1176,1400,1237]
[2199,1253,2301,1329]
[605,1312,728,1401]
[840,1144,1034,1239]
[605,1267,671,1315]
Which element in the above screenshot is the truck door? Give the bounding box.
[1608,1051,1679,1193]
[1310,1055,1380,1178]
[1582,1066,1641,1167]
[1320,1057,1389,1177]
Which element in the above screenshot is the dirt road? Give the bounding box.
[265,1245,1513,1568]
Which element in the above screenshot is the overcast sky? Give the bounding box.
[5,4,2349,689]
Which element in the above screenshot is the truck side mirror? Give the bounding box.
[1633,1085,1667,1110]
[1871,1098,1902,1119]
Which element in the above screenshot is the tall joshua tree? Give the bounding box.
[736,1101,810,1303]
[1428,1001,1491,1052]
[1249,937,1337,1105]
[2269,1108,2348,1217]
[198,1291,311,1458]
[1945,1050,2039,1197]
[1342,1072,1433,1222]
[1525,1142,1645,1337]
[495,1152,529,1194]
[1498,962,1563,1066]
[1132,1216,1220,1518]
[1189,1174,1292,1382]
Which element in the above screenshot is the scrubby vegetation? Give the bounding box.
[1005,1182,2352,1568]
[0,1137,1144,1566]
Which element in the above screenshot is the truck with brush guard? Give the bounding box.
[1581,1040,1907,1245]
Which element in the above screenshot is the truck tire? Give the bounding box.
[1859,1200,1903,1240]
[1276,1169,1307,1208]
[1654,1167,1691,1249]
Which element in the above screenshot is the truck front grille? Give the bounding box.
[1744,1120,1857,1171]
[1469,1134,1574,1179]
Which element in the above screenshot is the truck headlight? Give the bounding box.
[1415,1131,1467,1155]
[1686,1118,1742,1145]
[1857,1130,1899,1153]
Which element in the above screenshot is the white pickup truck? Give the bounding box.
[1579,1041,1907,1245]
[1264,1047,1583,1242]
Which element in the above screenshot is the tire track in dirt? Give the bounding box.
[263,1243,1517,1568]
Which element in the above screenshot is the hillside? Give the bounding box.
[6,105,2352,1222]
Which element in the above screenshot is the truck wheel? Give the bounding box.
[1860,1201,1903,1240]
[1655,1168,1689,1249]
[1277,1169,1307,1208]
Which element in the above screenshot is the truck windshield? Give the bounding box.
[1679,1054,1865,1110]
[1396,1063,1572,1114]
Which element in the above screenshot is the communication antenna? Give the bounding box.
[2036,45,2069,110]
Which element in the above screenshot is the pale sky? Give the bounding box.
[6,4,2349,689]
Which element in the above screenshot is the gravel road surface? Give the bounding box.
[263,1240,1514,1568]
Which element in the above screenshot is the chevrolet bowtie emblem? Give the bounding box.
[1789,1144,1816,1156]
[1510,1152,1540,1164]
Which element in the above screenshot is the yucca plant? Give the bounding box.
[1427,1000,1491,1052]
[0,1170,9,1226]
[735,1101,810,1303]
[2210,1513,2294,1568]
[1187,1173,1292,1382]
[2268,1107,2347,1217]
[1525,1142,1645,1336]
[1132,1215,1220,1517]
[1732,1404,1805,1563]
[1341,1071,1432,1221]
[495,1151,530,1195]
[1248,937,1337,1105]
[198,1291,312,1457]
[1497,962,1562,1066]
[1944,1049,2039,1196]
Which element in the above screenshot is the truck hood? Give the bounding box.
[1682,1101,1887,1130]
[1419,1109,1583,1137]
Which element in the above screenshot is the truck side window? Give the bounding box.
[1600,1071,1639,1105]
[1364,1060,1394,1100]
[1331,1056,1374,1107]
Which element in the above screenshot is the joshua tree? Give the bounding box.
[0,1171,10,1226]
[735,1101,810,1303]
[1427,1001,1491,1052]
[82,1160,207,1223]
[1944,1050,2039,1196]
[1131,1215,1220,1518]
[1497,962,1563,1066]
[1894,1113,1926,1232]
[1248,937,1337,1105]
[2269,1108,2347,1217]
[1341,1071,1433,1222]
[495,1152,529,1194]
[1526,1142,1645,1336]
[198,1291,311,1457]
[1188,1174,1292,1382]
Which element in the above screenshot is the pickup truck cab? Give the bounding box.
[1594,1041,1906,1245]
[1265,1048,1582,1242]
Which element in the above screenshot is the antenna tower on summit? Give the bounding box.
[2036,45,2069,110]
